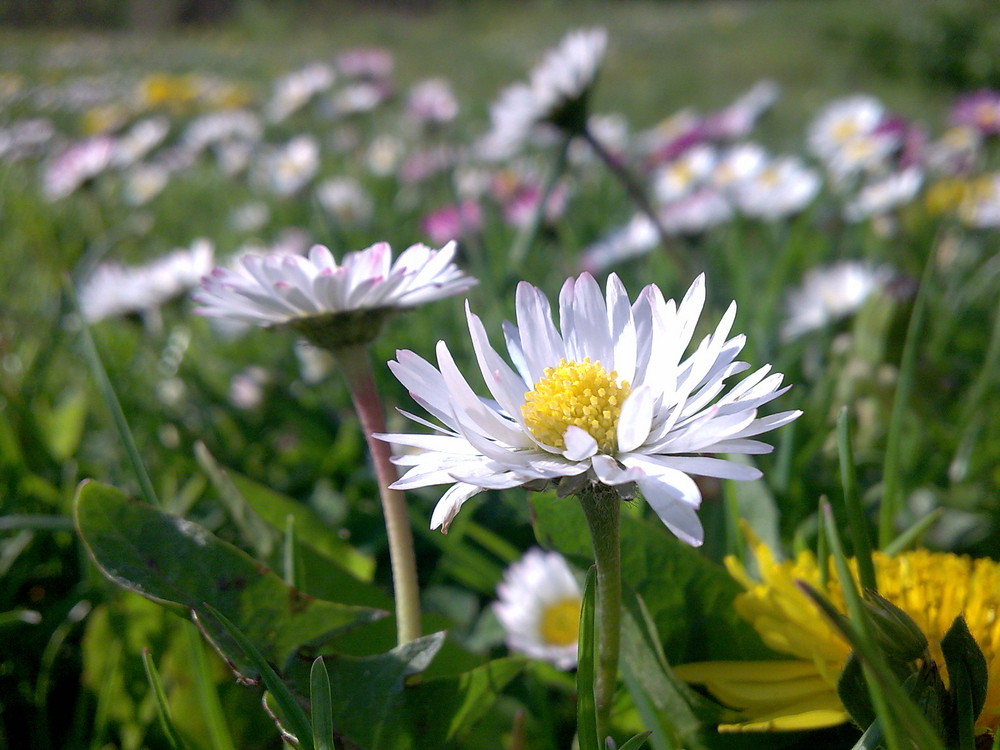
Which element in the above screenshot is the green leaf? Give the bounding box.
[619,589,718,750]
[576,567,600,750]
[310,657,335,750]
[941,615,988,750]
[206,604,314,750]
[74,480,385,679]
[531,493,775,663]
[35,387,88,461]
[225,462,375,582]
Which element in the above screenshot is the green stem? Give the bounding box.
[580,125,687,278]
[878,247,935,547]
[509,135,571,272]
[578,486,622,742]
[338,344,422,644]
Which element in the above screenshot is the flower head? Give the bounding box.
[194,241,475,348]
[677,541,1000,733]
[493,548,582,669]
[42,136,116,201]
[80,240,214,323]
[378,273,799,544]
[479,28,607,160]
[781,261,893,341]
[951,90,1000,137]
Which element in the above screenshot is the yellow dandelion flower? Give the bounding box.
[676,539,1000,734]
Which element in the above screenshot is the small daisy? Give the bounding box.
[732,156,821,221]
[111,116,170,168]
[194,241,476,347]
[378,273,799,545]
[406,78,459,126]
[702,80,780,140]
[255,135,320,197]
[654,144,717,204]
[79,239,214,323]
[479,28,608,160]
[579,214,659,273]
[315,177,374,227]
[660,188,733,235]
[267,63,336,123]
[781,261,893,341]
[808,95,899,182]
[493,548,582,670]
[42,136,116,201]
[843,166,923,223]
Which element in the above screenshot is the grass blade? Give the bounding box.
[141,649,188,750]
[879,249,935,547]
[883,508,942,557]
[67,278,159,507]
[202,604,313,750]
[618,732,652,750]
[819,503,944,750]
[576,567,600,750]
[310,657,335,750]
[182,620,237,750]
[837,407,876,591]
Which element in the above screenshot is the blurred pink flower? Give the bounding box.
[421,200,482,245]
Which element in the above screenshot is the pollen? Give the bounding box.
[521,358,630,453]
[539,597,582,647]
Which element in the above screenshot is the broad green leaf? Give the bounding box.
[531,493,776,663]
[75,480,385,679]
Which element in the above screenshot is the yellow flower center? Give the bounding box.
[521,358,630,453]
[539,597,582,647]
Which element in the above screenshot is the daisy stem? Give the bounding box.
[580,125,687,279]
[337,344,422,645]
[578,486,622,742]
[509,134,571,272]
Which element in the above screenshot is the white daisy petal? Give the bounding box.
[379,273,799,545]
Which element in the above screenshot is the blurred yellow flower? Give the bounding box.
[140,74,200,111]
[676,540,1000,734]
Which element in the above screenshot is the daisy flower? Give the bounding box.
[194,241,475,348]
[781,261,893,341]
[732,156,821,221]
[379,273,800,545]
[79,239,214,323]
[493,548,582,670]
[42,136,116,201]
[479,28,608,160]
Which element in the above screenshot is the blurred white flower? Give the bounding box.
[378,273,799,544]
[194,241,476,332]
[366,134,405,177]
[703,80,780,139]
[782,261,893,341]
[406,78,459,125]
[654,144,717,204]
[112,117,170,167]
[316,177,374,226]
[337,47,394,80]
[808,95,898,183]
[229,366,270,410]
[229,201,270,233]
[493,548,582,669]
[844,167,923,222]
[42,136,116,200]
[256,135,320,197]
[329,81,392,117]
[661,189,732,235]
[732,156,821,220]
[479,28,607,160]
[183,110,262,154]
[0,118,55,162]
[579,214,659,273]
[123,163,170,206]
[267,63,336,123]
[709,143,769,193]
[79,239,214,323]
